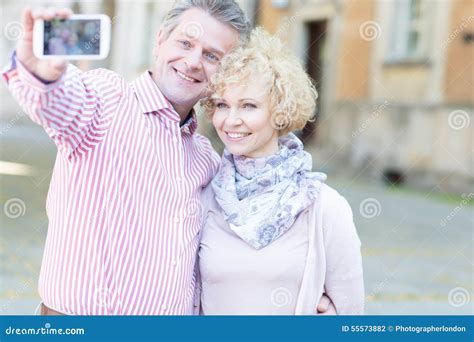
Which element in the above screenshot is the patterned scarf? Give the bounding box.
[211,133,327,249]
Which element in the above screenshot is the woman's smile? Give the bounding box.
[224,131,252,141]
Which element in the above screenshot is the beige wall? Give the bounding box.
[256,0,290,34]
[444,0,474,103]
[380,67,430,102]
[335,0,374,101]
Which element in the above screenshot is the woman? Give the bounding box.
[197,28,364,315]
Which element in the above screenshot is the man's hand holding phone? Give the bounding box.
[17,8,111,82]
[17,8,72,82]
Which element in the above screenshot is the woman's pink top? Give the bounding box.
[196,183,365,315]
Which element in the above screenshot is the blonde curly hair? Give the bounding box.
[201,27,318,135]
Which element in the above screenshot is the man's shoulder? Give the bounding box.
[193,133,218,154]
[82,67,126,90]
[193,133,220,169]
[84,67,122,79]
[193,132,211,144]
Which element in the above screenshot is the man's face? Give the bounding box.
[153,8,240,111]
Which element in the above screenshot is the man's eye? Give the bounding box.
[180,40,192,49]
[205,52,219,62]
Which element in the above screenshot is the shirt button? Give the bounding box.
[171,259,177,266]
[176,176,182,182]
[162,305,167,311]
[172,137,179,144]
[174,216,180,223]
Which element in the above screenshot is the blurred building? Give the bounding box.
[1,0,472,193]
[257,0,473,194]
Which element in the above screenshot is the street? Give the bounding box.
[1,122,472,315]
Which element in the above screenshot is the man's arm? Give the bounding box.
[4,8,122,160]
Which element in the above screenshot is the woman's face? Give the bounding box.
[212,79,279,158]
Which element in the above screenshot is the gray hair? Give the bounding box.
[162,0,251,42]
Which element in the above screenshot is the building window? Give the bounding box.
[387,0,431,62]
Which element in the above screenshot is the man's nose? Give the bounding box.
[185,49,202,71]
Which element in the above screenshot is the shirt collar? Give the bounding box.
[181,111,198,135]
[132,70,198,135]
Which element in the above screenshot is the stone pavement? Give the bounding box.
[0,123,472,315]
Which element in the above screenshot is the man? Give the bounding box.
[4,0,333,315]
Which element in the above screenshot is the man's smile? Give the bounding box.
[173,67,201,83]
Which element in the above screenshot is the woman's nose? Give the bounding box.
[225,108,243,125]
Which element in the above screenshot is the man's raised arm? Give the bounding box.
[3,7,123,160]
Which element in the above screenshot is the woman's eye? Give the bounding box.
[216,103,228,109]
[243,103,257,109]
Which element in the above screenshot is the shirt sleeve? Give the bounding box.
[2,52,124,161]
[323,193,365,315]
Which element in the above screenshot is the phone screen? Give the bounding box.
[43,18,101,56]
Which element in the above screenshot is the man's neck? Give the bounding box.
[172,103,194,126]
[150,72,194,126]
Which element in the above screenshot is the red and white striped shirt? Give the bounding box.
[3,57,220,315]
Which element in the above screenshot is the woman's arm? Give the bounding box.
[323,193,365,315]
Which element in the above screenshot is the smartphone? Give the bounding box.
[33,14,111,60]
